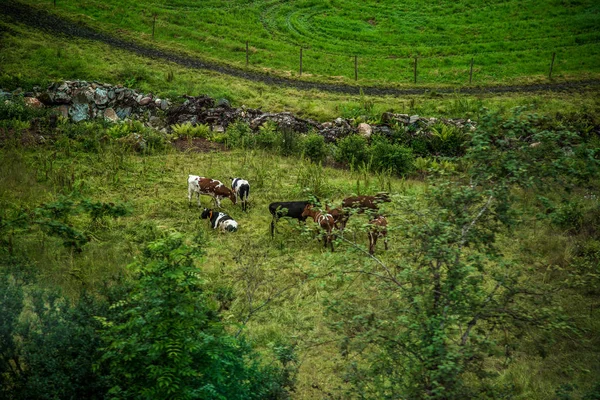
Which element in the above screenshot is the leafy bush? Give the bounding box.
[302,132,327,163]
[254,121,280,149]
[98,233,287,399]
[0,275,113,400]
[280,127,301,156]
[0,96,47,121]
[225,120,253,148]
[107,120,147,139]
[428,123,467,156]
[368,137,414,176]
[171,122,211,139]
[335,134,369,168]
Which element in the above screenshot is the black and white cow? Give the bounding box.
[201,208,238,232]
[230,177,250,212]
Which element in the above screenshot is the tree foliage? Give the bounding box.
[98,233,286,400]
[327,108,599,399]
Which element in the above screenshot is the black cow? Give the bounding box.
[268,200,314,237]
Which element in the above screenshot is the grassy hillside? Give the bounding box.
[1,20,599,123]
[1,109,599,398]
[13,0,600,86]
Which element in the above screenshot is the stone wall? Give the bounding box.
[4,81,477,141]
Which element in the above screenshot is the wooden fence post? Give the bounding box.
[246,41,249,66]
[549,52,556,79]
[152,14,156,39]
[469,58,474,84]
[414,57,417,84]
[300,47,303,76]
[354,55,358,81]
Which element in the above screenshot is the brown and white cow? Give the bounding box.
[367,215,388,255]
[337,193,391,231]
[188,175,236,208]
[302,204,335,252]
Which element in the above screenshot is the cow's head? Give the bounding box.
[200,208,212,220]
[301,204,313,218]
[228,189,237,204]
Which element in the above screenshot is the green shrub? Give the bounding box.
[0,96,47,121]
[98,233,288,399]
[428,123,467,157]
[280,127,301,156]
[302,133,327,163]
[225,120,253,148]
[107,120,146,139]
[368,137,414,176]
[254,121,280,149]
[335,134,369,168]
[171,122,211,139]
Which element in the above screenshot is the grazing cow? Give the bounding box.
[268,200,313,237]
[368,215,388,255]
[188,175,237,207]
[326,205,349,232]
[230,177,250,212]
[301,204,335,251]
[342,192,391,213]
[201,208,238,232]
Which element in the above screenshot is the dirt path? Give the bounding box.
[2,1,599,96]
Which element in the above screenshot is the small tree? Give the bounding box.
[98,233,285,399]
[327,108,598,398]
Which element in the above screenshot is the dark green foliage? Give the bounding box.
[279,127,301,157]
[428,123,468,157]
[0,95,48,122]
[327,108,599,399]
[225,120,253,149]
[98,233,287,399]
[0,274,24,398]
[301,132,327,163]
[335,134,369,168]
[15,290,111,400]
[0,271,116,400]
[368,136,414,176]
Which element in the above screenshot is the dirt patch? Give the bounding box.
[171,137,227,153]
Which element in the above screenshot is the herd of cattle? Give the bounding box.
[187,174,390,254]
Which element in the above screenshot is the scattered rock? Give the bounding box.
[24,97,43,108]
[104,108,119,122]
[357,122,372,138]
[58,105,69,118]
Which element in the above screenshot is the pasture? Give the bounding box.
[1,124,599,397]
[14,0,600,85]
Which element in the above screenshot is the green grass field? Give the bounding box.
[15,0,600,86]
[1,134,598,398]
[2,21,599,123]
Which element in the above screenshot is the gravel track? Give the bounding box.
[2,0,599,96]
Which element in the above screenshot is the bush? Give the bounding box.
[302,133,327,163]
[99,233,288,399]
[254,121,280,149]
[171,122,211,139]
[368,137,414,176]
[225,120,253,148]
[335,134,369,168]
[428,123,468,156]
[0,95,48,121]
[280,127,301,156]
